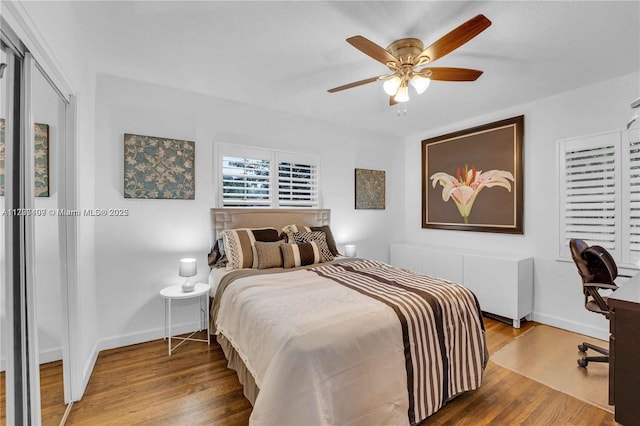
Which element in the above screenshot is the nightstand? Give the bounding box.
[160,283,210,355]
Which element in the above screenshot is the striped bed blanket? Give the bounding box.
[214,258,487,425]
[312,260,487,424]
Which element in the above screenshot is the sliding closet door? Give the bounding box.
[2,10,77,423]
[0,38,15,426]
[32,61,70,424]
[1,36,34,426]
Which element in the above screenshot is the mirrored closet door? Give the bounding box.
[1,19,74,425]
[32,61,69,425]
[1,37,15,426]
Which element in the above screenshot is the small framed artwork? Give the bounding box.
[34,123,50,197]
[422,115,524,234]
[0,120,49,197]
[124,133,195,199]
[355,168,385,209]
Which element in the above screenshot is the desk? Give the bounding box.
[608,273,640,425]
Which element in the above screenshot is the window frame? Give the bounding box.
[214,143,321,209]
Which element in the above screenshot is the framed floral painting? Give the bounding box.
[422,115,524,234]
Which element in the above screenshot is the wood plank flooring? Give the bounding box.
[0,360,66,426]
[4,317,618,425]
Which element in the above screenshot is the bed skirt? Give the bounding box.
[216,333,259,406]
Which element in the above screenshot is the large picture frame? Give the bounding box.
[422,115,524,234]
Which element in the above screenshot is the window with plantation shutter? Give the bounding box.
[221,155,272,207]
[558,128,640,268]
[278,161,318,208]
[216,143,320,209]
[561,138,618,250]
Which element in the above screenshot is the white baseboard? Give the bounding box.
[530,311,609,341]
[0,347,64,372]
[39,347,63,364]
[97,321,204,352]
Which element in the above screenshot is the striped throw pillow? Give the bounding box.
[291,231,334,261]
[220,228,280,270]
[281,224,339,256]
[280,242,324,268]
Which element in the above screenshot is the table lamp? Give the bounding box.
[345,244,357,257]
[179,258,197,292]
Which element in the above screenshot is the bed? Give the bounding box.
[208,208,488,426]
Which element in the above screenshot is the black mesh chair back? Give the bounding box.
[569,238,619,367]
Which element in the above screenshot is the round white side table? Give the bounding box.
[160,283,210,355]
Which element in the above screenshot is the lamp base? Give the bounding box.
[181,281,195,292]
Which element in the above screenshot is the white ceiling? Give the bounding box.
[65,1,640,138]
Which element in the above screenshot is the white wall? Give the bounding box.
[401,71,640,340]
[93,73,403,349]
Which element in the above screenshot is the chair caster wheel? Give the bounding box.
[577,358,588,368]
[578,344,588,352]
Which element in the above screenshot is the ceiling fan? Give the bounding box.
[328,14,491,105]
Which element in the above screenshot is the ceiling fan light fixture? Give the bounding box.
[394,84,410,103]
[383,75,402,96]
[410,75,431,94]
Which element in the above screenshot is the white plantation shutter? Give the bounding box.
[563,144,617,247]
[558,131,622,261]
[221,156,272,207]
[622,128,640,264]
[277,156,319,208]
[217,144,320,209]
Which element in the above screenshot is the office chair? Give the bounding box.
[569,239,619,368]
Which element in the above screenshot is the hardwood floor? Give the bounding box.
[9,317,616,425]
[0,360,66,426]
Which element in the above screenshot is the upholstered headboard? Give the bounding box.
[209,208,331,249]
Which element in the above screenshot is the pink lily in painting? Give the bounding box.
[430,166,515,224]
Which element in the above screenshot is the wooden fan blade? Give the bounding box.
[347,35,399,66]
[420,67,483,81]
[417,14,491,64]
[389,96,398,106]
[327,76,380,93]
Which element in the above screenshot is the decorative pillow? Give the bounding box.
[291,231,334,261]
[311,225,339,257]
[221,228,280,270]
[207,238,229,268]
[254,240,284,269]
[280,242,324,268]
[281,224,339,256]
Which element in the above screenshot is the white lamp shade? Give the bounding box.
[394,85,410,103]
[383,76,402,96]
[410,75,430,94]
[179,258,197,277]
[345,244,357,257]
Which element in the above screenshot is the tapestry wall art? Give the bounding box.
[124,133,195,199]
[0,120,50,197]
[34,123,50,197]
[355,168,385,209]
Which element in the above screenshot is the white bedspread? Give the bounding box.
[215,269,410,426]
